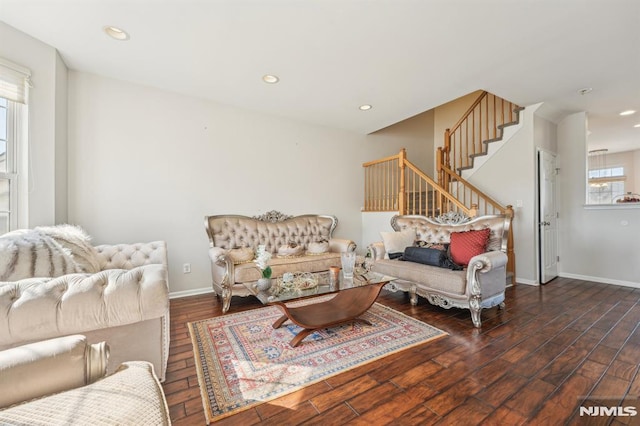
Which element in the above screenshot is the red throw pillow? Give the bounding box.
[449,228,490,266]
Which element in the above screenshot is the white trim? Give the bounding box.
[169,286,214,299]
[515,278,539,286]
[559,272,640,289]
[584,203,640,210]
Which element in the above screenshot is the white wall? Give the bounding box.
[361,211,397,254]
[68,72,427,295]
[534,114,557,154]
[557,112,640,287]
[462,105,538,284]
[0,22,68,226]
[635,150,640,193]
[369,109,434,175]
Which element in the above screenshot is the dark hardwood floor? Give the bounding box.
[163,278,640,425]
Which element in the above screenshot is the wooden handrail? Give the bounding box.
[362,149,476,217]
[439,164,506,214]
[403,159,471,215]
[362,153,401,167]
[450,91,488,135]
[441,91,520,177]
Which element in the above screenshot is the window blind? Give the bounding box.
[0,58,32,104]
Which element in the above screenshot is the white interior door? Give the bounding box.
[538,150,558,284]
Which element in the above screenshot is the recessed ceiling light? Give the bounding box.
[634,124,640,128]
[620,110,636,116]
[359,104,372,111]
[104,26,129,41]
[262,75,279,84]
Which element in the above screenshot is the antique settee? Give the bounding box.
[205,210,356,313]
[0,225,170,381]
[369,214,511,327]
[0,335,171,425]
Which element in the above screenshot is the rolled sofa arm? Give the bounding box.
[329,238,357,253]
[466,251,509,299]
[0,335,108,409]
[208,246,227,265]
[367,242,386,260]
[208,247,231,289]
[467,251,508,273]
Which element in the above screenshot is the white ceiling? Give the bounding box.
[1,0,639,152]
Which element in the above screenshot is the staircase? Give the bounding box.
[439,91,523,178]
[362,91,521,283]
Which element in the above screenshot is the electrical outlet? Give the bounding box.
[183,263,191,274]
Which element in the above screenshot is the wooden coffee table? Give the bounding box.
[253,271,394,347]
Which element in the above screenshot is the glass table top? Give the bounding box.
[251,270,395,305]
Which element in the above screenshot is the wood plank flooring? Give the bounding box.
[163,278,640,425]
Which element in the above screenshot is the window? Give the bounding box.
[588,166,626,205]
[0,97,17,233]
[0,58,31,234]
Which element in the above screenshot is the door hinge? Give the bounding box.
[556,212,559,218]
[557,256,560,262]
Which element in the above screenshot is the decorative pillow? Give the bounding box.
[307,241,329,255]
[402,246,445,267]
[449,228,490,266]
[380,228,415,258]
[0,224,103,279]
[227,247,254,264]
[35,224,101,273]
[277,242,304,257]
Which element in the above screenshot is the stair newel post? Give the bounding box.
[505,205,516,284]
[469,203,478,218]
[436,147,443,187]
[398,148,407,215]
[444,128,451,171]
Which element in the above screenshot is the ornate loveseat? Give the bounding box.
[205,211,356,313]
[369,214,511,327]
[0,226,170,381]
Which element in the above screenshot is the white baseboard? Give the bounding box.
[558,273,640,289]
[169,286,214,299]
[515,278,539,286]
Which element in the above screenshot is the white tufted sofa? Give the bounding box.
[0,241,170,381]
[369,215,511,328]
[205,211,356,313]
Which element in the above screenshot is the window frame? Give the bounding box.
[0,97,19,232]
[586,165,627,205]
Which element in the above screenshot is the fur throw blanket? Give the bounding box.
[0,225,101,281]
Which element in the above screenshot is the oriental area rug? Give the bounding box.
[188,301,447,423]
